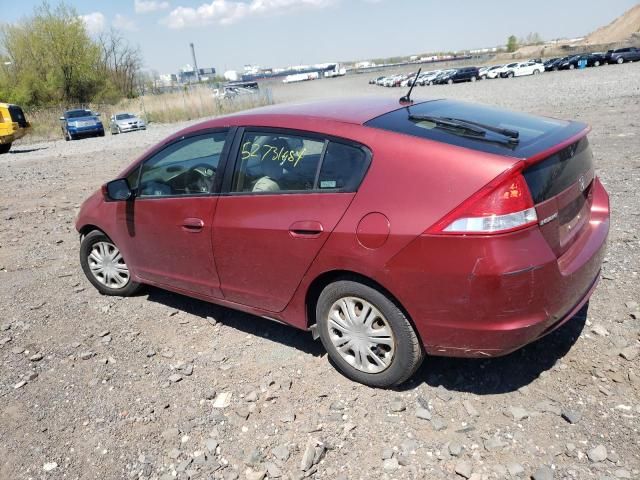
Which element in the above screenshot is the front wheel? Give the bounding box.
[617,57,624,64]
[508,72,514,78]
[80,230,141,296]
[594,61,601,67]
[316,280,424,388]
[470,76,477,82]
[0,143,11,154]
[447,79,453,85]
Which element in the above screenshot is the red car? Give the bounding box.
[76,97,609,388]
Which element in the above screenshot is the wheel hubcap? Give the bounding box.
[327,297,395,374]
[88,241,130,289]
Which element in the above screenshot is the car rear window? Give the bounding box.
[364,99,579,158]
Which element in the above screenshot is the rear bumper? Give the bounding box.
[386,178,610,357]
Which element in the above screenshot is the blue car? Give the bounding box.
[60,109,105,141]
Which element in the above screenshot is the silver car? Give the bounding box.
[109,113,146,135]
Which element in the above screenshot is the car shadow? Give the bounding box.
[9,146,48,154]
[144,286,325,358]
[144,286,587,394]
[398,303,589,395]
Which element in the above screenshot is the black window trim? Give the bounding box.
[220,126,372,196]
[124,127,235,200]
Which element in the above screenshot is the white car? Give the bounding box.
[493,62,519,78]
[109,113,146,135]
[502,61,545,78]
[480,65,503,79]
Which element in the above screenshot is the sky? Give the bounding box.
[2,0,638,75]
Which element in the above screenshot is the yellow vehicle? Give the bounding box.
[0,103,31,154]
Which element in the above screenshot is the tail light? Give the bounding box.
[428,164,537,234]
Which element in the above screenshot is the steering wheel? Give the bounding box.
[185,163,216,194]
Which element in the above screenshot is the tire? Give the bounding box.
[447,79,453,85]
[470,76,476,82]
[508,72,514,78]
[0,143,11,154]
[594,61,600,67]
[533,69,539,75]
[80,230,141,296]
[616,57,624,64]
[553,66,559,71]
[315,280,424,388]
[569,64,575,70]
[480,75,487,80]
[65,130,74,141]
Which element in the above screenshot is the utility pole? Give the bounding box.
[190,43,200,83]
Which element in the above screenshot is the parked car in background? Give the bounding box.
[605,47,640,64]
[76,97,609,388]
[502,61,544,77]
[370,76,385,85]
[110,113,146,135]
[400,73,418,87]
[0,102,31,154]
[557,55,583,70]
[582,52,606,67]
[435,67,479,85]
[480,65,503,79]
[420,70,444,85]
[543,58,561,71]
[494,62,520,77]
[60,109,104,141]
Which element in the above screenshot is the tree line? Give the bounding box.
[0,2,142,107]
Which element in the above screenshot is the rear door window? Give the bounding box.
[232,132,325,193]
[229,130,371,194]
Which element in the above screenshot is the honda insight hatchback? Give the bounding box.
[76,97,609,388]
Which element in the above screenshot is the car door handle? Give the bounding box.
[289,220,323,238]
[181,218,204,232]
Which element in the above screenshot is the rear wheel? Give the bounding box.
[470,76,477,82]
[533,69,539,75]
[316,280,424,388]
[0,143,11,154]
[569,64,575,70]
[80,230,141,296]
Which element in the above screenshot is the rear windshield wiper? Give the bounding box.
[408,114,520,144]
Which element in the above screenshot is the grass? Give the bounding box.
[21,85,274,142]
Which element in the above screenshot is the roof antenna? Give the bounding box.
[400,68,421,104]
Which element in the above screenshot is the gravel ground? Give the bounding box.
[1,63,639,480]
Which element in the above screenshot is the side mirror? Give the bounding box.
[103,179,133,201]
[59,116,65,121]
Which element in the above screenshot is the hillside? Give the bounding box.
[585,3,640,45]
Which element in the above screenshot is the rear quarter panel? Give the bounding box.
[279,123,519,328]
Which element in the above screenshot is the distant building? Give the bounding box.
[177,64,217,84]
[224,70,239,81]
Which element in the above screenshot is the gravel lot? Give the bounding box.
[1,63,639,480]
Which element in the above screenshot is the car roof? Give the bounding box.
[220,97,409,125]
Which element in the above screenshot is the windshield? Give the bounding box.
[116,113,135,120]
[66,110,93,118]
